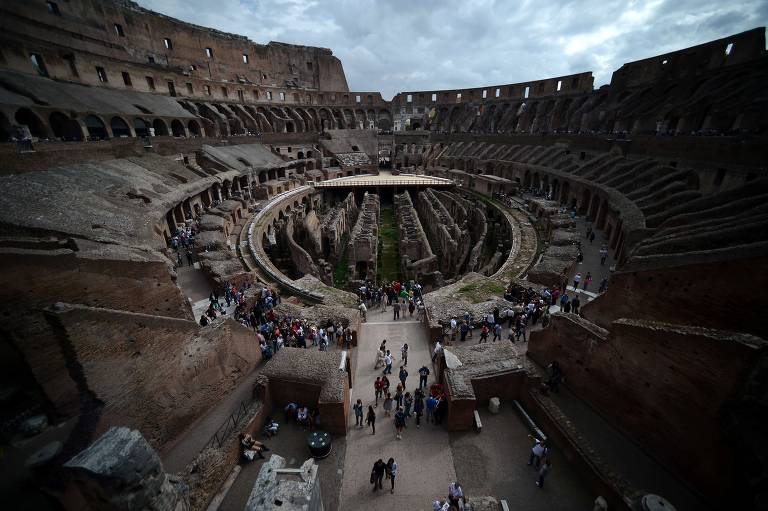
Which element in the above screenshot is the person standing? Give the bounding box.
[432,340,442,362]
[583,272,593,291]
[366,405,376,435]
[479,324,489,343]
[399,366,408,388]
[400,343,409,366]
[426,394,437,423]
[600,246,608,266]
[386,458,398,494]
[371,458,386,491]
[572,294,581,315]
[403,391,413,417]
[599,277,608,293]
[358,301,367,322]
[573,272,582,289]
[448,481,464,508]
[394,407,406,440]
[536,459,552,488]
[413,391,424,428]
[353,399,364,428]
[374,377,384,406]
[393,301,401,321]
[492,322,502,342]
[419,365,430,389]
[383,392,394,417]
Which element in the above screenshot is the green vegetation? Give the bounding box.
[377,205,400,283]
[456,279,506,303]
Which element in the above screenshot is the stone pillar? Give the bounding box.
[65,427,189,511]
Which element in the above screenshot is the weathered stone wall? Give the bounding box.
[415,189,469,276]
[347,193,379,282]
[528,313,766,505]
[394,191,439,280]
[321,192,358,261]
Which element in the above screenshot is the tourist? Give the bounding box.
[374,377,384,405]
[393,301,401,320]
[408,300,415,317]
[359,301,367,322]
[492,322,502,342]
[297,406,309,428]
[600,245,608,266]
[448,481,465,508]
[546,361,563,393]
[403,391,413,417]
[399,366,408,388]
[386,457,398,493]
[371,458,386,490]
[460,320,469,342]
[527,435,548,468]
[564,300,572,313]
[479,323,489,343]
[263,417,279,437]
[382,375,391,395]
[199,315,209,326]
[284,402,298,421]
[426,394,437,423]
[395,384,404,407]
[240,433,270,461]
[434,395,446,425]
[394,406,406,439]
[573,272,582,289]
[366,405,376,434]
[584,272,593,291]
[536,459,552,488]
[450,317,457,342]
[572,294,581,315]
[432,339,442,362]
[419,365,430,389]
[599,277,609,293]
[559,293,569,311]
[401,342,409,366]
[383,350,393,374]
[413,390,424,427]
[353,399,364,428]
[327,320,335,344]
[383,392,394,417]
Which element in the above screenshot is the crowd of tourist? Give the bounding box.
[356,279,426,322]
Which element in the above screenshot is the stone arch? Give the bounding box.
[187,119,202,136]
[285,121,295,133]
[153,118,169,136]
[15,108,48,138]
[297,151,305,159]
[133,117,150,137]
[49,111,83,140]
[332,108,345,128]
[581,188,592,216]
[0,111,13,141]
[110,116,132,137]
[171,119,186,137]
[258,171,268,183]
[84,114,108,139]
[377,109,392,131]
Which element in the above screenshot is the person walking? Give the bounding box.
[527,435,548,468]
[394,384,404,408]
[374,377,384,406]
[479,324,489,343]
[515,320,527,343]
[536,459,552,488]
[400,343,409,366]
[366,405,376,435]
[432,340,442,362]
[394,407,406,440]
[572,294,581,315]
[413,391,424,427]
[583,272,592,291]
[573,272,582,289]
[371,458,386,491]
[492,322,502,342]
[419,365,430,389]
[399,366,408,388]
[600,246,608,266]
[353,399,364,428]
[383,350,393,375]
[403,391,413,417]
[386,458,398,494]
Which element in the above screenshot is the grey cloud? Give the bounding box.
[139,0,767,98]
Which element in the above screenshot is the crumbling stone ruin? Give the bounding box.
[0,1,766,510]
[347,193,380,282]
[394,191,439,280]
[246,455,322,511]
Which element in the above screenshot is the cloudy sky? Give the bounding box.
[140,0,767,99]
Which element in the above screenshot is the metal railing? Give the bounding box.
[315,177,454,188]
[204,401,250,450]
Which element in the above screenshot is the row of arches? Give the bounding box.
[1,107,202,141]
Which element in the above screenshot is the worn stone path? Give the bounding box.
[340,307,456,510]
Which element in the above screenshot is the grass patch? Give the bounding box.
[377,205,400,283]
[333,235,349,288]
[455,280,506,303]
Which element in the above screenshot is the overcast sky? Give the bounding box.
[140,0,767,99]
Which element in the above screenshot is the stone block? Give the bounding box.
[489,397,501,414]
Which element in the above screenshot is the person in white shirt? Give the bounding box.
[383,351,393,374]
[432,340,442,362]
[448,481,464,507]
[450,317,458,341]
[527,435,548,468]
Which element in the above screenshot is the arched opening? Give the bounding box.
[285,121,295,133]
[259,171,268,183]
[110,116,132,137]
[49,112,83,141]
[152,119,169,136]
[297,151,305,159]
[187,119,202,136]
[171,119,186,137]
[15,108,47,138]
[133,118,150,137]
[84,115,108,140]
[0,111,13,141]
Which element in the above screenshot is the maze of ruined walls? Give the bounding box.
[321,192,359,261]
[283,212,325,282]
[347,193,380,282]
[394,192,439,280]
[416,189,468,276]
[432,189,489,273]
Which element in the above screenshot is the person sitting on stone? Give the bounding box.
[240,433,270,461]
[297,406,310,428]
[263,417,279,437]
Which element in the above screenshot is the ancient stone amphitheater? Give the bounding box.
[0,2,765,511]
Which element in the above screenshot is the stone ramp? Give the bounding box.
[340,308,456,510]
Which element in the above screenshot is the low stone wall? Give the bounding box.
[394,191,438,280]
[347,192,380,282]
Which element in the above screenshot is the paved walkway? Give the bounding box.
[340,307,456,510]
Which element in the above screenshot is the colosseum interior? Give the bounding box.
[0,1,766,511]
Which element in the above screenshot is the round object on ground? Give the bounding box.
[25,441,63,469]
[641,494,677,511]
[307,431,332,459]
[488,397,501,414]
